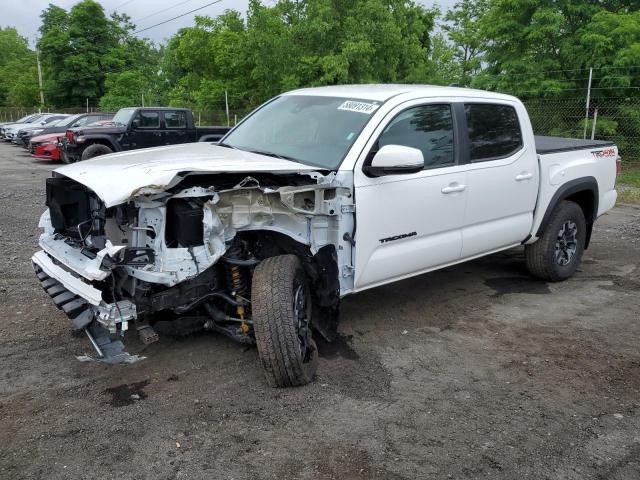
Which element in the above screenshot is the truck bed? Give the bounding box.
[535,135,615,154]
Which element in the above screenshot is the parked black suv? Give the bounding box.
[62,107,230,162]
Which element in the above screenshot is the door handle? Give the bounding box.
[515,172,533,181]
[441,184,466,194]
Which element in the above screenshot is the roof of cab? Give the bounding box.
[283,84,518,103]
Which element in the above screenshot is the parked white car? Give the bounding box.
[3,114,66,142]
[33,85,619,385]
[0,113,43,137]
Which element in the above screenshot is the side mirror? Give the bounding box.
[363,145,424,177]
[131,118,141,129]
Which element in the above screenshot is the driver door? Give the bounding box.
[123,110,162,149]
[353,102,468,290]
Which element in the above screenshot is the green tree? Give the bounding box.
[426,33,463,86]
[443,0,488,85]
[472,0,638,97]
[161,0,440,112]
[38,0,159,108]
[37,4,70,105]
[99,71,155,110]
[0,28,39,107]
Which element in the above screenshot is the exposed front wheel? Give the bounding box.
[81,143,113,160]
[525,200,587,282]
[251,255,318,387]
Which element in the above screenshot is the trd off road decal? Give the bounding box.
[338,100,380,114]
[379,232,417,244]
[591,147,616,158]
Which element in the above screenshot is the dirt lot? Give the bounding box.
[0,141,639,480]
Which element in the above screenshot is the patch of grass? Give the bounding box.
[618,185,640,204]
[616,162,640,203]
[618,162,640,187]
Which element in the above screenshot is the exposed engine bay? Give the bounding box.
[35,170,354,361]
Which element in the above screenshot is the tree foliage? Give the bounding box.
[37,0,158,107]
[161,0,440,111]
[1,0,639,116]
[443,0,488,86]
[471,0,640,98]
[0,28,39,107]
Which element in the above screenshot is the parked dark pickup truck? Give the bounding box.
[62,107,231,163]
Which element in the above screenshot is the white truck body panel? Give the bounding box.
[55,142,321,208]
[33,84,618,323]
[529,146,618,242]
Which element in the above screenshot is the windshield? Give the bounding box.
[43,117,70,127]
[112,108,136,126]
[223,95,380,169]
[16,114,35,123]
[57,114,82,127]
[42,116,66,125]
[24,114,43,124]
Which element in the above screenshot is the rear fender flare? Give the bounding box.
[535,176,598,249]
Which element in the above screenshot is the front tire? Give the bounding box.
[81,143,113,160]
[525,200,586,282]
[251,255,318,387]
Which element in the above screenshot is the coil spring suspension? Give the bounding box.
[224,248,250,333]
[226,264,247,296]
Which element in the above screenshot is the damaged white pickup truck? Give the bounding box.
[33,85,619,386]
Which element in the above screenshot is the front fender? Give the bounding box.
[82,135,120,151]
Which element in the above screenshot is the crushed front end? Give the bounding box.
[32,171,353,363]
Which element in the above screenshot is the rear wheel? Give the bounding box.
[81,143,113,160]
[525,200,586,281]
[251,255,318,387]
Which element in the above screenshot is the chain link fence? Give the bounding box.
[3,97,639,161]
[0,107,110,123]
[0,106,251,127]
[523,97,640,162]
[209,100,640,161]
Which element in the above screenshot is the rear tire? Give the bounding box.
[81,143,113,160]
[251,255,318,387]
[525,200,586,282]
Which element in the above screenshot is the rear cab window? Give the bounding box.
[164,111,187,129]
[465,103,522,161]
[135,111,160,129]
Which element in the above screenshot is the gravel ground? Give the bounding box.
[1,141,639,480]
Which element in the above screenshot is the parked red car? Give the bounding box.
[31,120,113,161]
[30,133,63,161]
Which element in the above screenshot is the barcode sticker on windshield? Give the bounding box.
[338,100,379,114]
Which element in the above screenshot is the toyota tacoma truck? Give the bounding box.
[61,107,231,162]
[32,85,619,386]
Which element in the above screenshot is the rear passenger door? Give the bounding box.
[460,102,538,258]
[162,111,190,145]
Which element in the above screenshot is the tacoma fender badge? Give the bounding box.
[379,232,417,244]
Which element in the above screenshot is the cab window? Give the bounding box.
[165,111,187,129]
[135,111,160,129]
[465,104,522,161]
[378,104,455,169]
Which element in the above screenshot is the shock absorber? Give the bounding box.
[224,247,249,333]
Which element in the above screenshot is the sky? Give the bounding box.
[1,0,457,47]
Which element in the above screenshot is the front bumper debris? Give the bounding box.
[32,250,144,364]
